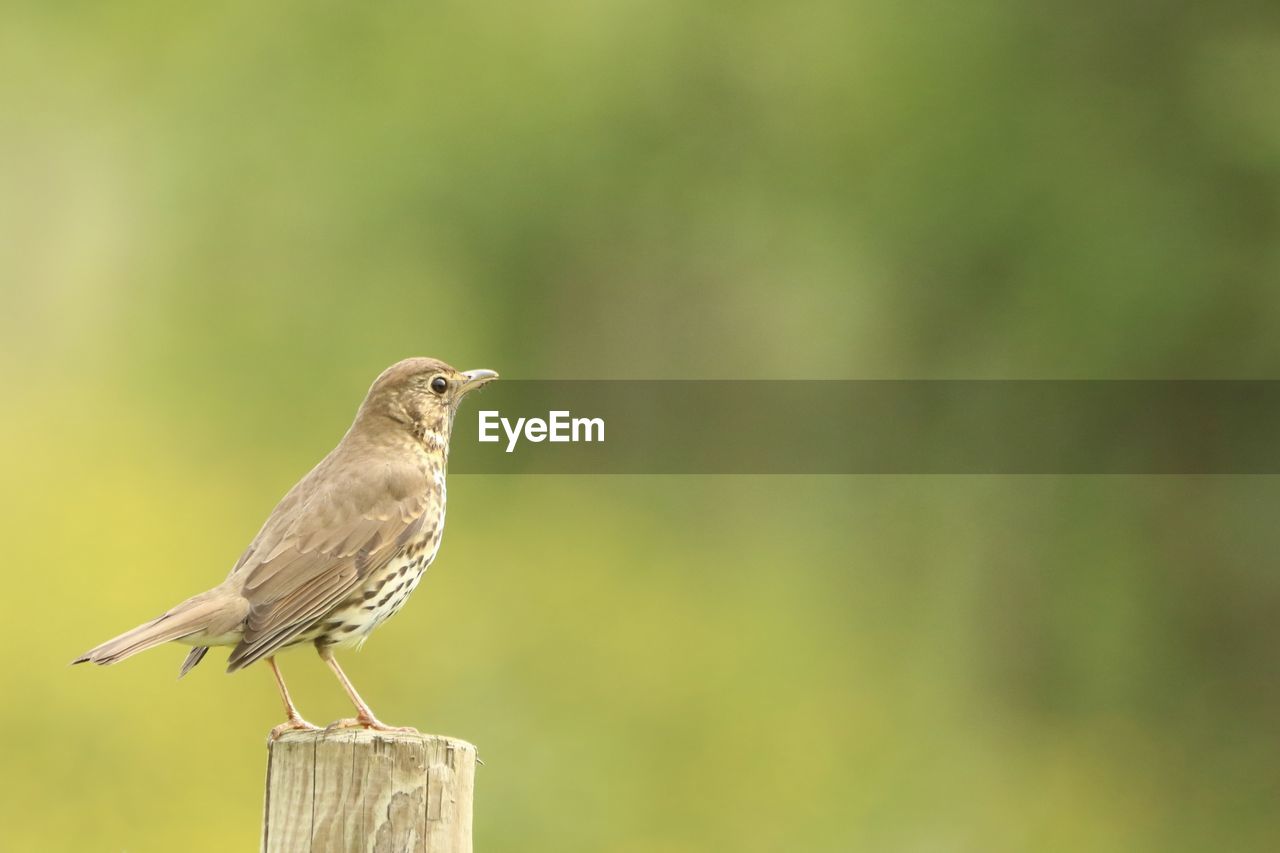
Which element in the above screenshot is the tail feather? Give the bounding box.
[179,646,209,678]
[72,596,225,668]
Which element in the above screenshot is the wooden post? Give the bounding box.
[263,730,478,853]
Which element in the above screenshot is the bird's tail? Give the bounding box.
[72,594,227,668]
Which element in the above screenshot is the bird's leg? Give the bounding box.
[267,657,321,740]
[317,644,418,734]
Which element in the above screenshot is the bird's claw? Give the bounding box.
[269,716,322,741]
[323,715,418,735]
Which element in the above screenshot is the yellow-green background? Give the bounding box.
[3,2,1279,850]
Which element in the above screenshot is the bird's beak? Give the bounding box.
[459,369,499,395]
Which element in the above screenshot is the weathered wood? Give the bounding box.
[263,730,477,853]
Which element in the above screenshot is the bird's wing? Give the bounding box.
[225,457,435,671]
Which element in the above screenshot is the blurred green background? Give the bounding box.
[3,1,1280,850]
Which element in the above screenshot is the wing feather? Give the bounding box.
[224,455,435,671]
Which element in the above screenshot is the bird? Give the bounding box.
[74,357,498,738]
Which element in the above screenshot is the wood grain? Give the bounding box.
[263,730,477,853]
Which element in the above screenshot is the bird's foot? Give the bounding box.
[269,716,322,741]
[324,712,418,735]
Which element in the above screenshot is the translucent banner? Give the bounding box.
[449,381,1280,474]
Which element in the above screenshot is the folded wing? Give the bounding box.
[225,458,434,671]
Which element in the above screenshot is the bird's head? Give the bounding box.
[357,357,498,445]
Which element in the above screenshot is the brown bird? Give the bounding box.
[74,357,498,738]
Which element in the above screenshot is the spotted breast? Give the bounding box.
[311,449,449,651]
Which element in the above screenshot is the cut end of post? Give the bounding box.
[264,730,478,853]
[271,727,477,750]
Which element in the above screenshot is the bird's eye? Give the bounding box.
[430,376,449,395]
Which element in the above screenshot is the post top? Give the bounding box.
[269,728,478,753]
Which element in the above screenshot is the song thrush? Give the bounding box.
[74,357,497,738]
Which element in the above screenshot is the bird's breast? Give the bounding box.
[319,519,446,648]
